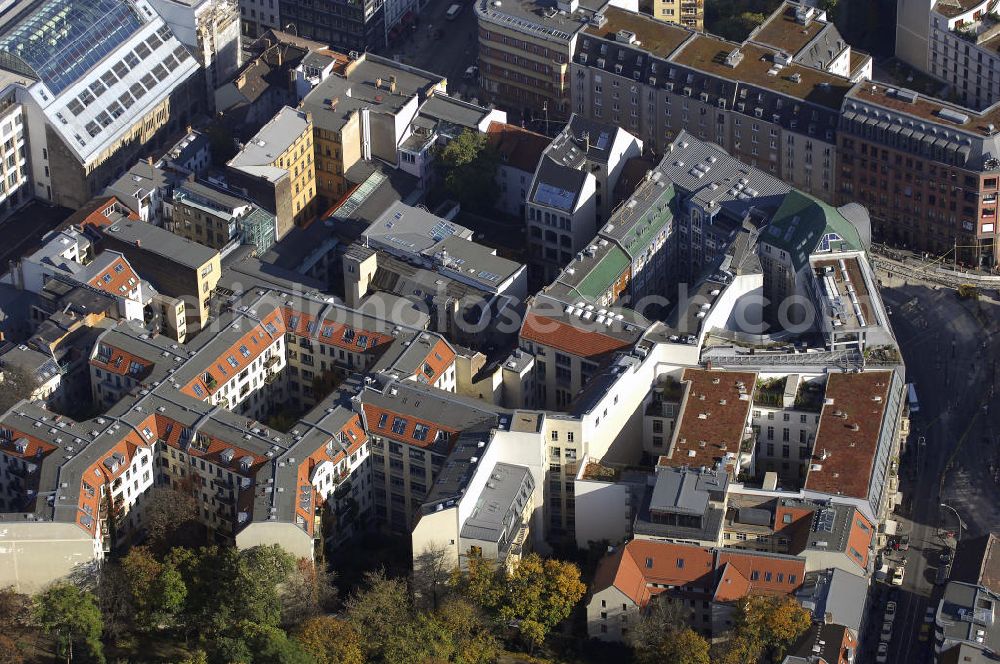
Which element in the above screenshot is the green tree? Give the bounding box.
[34,584,104,664]
[720,594,811,664]
[456,552,585,651]
[498,553,586,650]
[120,547,161,630]
[630,598,710,664]
[280,558,338,627]
[293,616,364,664]
[344,570,413,661]
[140,487,200,553]
[437,130,499,213]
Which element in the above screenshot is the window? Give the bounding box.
[551,431,558,441]
[391,417,407,434]
[645,557,653,568]
[413,423,430,441]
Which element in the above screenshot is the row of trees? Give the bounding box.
[629,593,812,664]
[15,544,587,663]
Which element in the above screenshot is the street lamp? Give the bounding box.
[940,502,966,546]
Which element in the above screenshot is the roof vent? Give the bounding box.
[616,29,637,44]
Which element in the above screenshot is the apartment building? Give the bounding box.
[526,114,642,284]
[227,106,317,238]
[147,0,242,107]
[397,94,507,185]
[570,7,853,203]
[0,0,202,210]
[934,581,1000,661]
[300,55,445,208]
[925,0,1000,111]
[475,0,638,119]
[652,0,702,30]
[0,76,29,218]
[486,122,551,218]
[359,377,503,532]
[836,82,1000,266]
[170,180,278,253]
[587,539,806,641]
[99,218,221,334]
[749,3,870,83]
[271,0,386,53]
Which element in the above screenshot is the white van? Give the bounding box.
[446,3,462,19]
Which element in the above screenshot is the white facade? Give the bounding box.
[147,0,242,107]
[0,84,29,217]
[928,0,1000,110]
[15,0,200,207]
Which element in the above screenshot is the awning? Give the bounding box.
[884,518,899,535]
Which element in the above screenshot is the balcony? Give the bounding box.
[264,371,278,384]
[264,355,279,368]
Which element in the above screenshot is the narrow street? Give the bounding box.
[871,272,1000,663]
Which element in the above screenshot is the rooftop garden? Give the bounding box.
[794,380,826,412]
[755,376,787,408]
[582,462,620,482]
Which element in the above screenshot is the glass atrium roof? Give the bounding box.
[0,0,145,95]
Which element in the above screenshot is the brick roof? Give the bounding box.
[520,312,633,358]
[804,371,892,500]
[487,121,550,174]
[660,368,756,472]
[361,403,458,450]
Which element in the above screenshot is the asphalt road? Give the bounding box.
[868,272,1000,663]
[381,0,481,102]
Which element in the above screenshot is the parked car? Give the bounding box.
[936,563,951,585]
[876,642,889,663]
[919,624,931,642]
[893,534,911,551]
[892,565,905,586]
[881,621,893,642]
[885,601,897,621]
[925,607,936,623]
[940,549,954,565]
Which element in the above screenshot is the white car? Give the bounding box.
[881,621,893,642]
[876,642,889,663]
[891,565,905,586]
[885,601,897,621]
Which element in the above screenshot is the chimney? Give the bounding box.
[375,77,383,89]
[389,75,397,93]
[135,239,141,247]
[582,130,589,153]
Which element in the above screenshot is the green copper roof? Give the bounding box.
[765,190,863,271]
[573,246,630,300]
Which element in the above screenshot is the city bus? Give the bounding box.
[907,383,920,414]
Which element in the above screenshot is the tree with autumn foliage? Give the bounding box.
[718,594,812,664]
[293,616,364,664]
[629,598,711,664]
[455,551,586,651]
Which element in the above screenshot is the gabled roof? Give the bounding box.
[487,121,549,174]
[592,539,806,609]
[520,311,634,358]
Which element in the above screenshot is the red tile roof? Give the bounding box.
[660,369,756,472]
[87,254,140,299]
[486,121,550,174]
[281,306,394,355]
[804,371,893,500]
[520,312,633,359]
[361,403,458,450]
[415,337,455,384]
[90,345,154,379]
[180,308,286,399]
[592,539,804,609]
